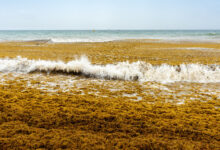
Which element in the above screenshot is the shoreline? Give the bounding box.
[1,38,220,44]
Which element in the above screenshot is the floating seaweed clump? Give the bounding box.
[0,41,220,65]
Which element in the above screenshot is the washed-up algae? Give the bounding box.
[0,41,220,149]
[0,80,220,149]
[0,40,220,65]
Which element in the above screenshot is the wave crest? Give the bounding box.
[0,56,220,83]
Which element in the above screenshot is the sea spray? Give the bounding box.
[0,56,220,83]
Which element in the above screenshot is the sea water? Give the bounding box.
[0,30,220,43]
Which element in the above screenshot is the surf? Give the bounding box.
[0,56,220,83]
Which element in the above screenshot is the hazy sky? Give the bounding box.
[0,0,220,30]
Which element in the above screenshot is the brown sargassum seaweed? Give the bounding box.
[0,41,220,149]
[0,82,219,149]
[0,40,220,65]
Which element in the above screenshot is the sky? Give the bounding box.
[0,0,220,30]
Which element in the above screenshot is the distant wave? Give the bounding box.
[50,38,114,43]
[0,56,220,83]
[0,38,115,43]
[0,39,52,43]
[1,37,220,43]
[207,32,217,36]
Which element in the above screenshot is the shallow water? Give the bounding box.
[1,30,220,43]
[1,71,219,104]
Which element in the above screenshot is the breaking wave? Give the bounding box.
[0,56,220,83]
[50,38,114,43]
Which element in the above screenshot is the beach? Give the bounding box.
[0,39,220,149]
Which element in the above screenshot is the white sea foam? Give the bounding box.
[0,56,220,83]
[50,38,114,43]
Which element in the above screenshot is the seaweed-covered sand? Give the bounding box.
[0,40,220,149]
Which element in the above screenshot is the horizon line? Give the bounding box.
[0,29,220,31]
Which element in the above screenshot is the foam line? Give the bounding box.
[0,56,220,83]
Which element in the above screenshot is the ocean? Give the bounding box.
[0,30,220,43]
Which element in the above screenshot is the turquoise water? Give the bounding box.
[0,30,220,43]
